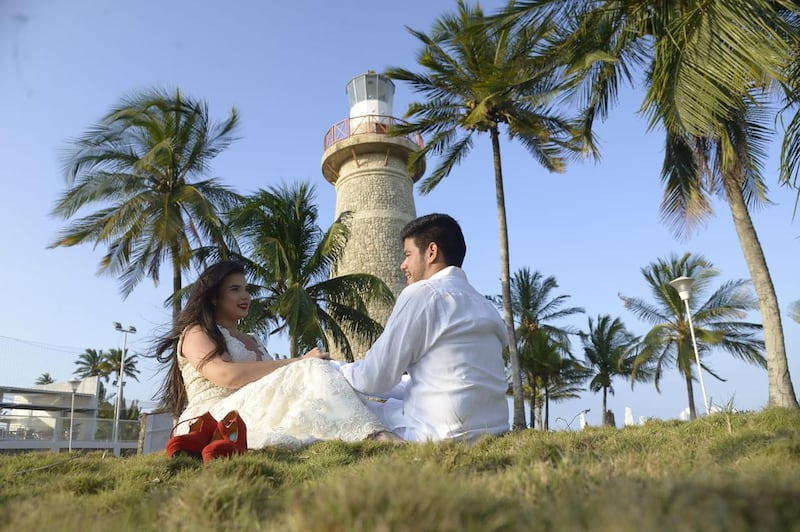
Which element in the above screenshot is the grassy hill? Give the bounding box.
[2,407,799,531]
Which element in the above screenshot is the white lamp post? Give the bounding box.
[68,378,81,452]
[112,322,136,447]
[669,276,710,416]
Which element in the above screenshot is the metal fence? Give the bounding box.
[0,413,140,455]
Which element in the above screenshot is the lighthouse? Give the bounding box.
[321,71,425,360]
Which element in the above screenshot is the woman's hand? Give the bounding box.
[302,347,331,361]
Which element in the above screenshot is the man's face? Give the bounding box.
[400,237,429,285]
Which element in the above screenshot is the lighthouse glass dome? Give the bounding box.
[347,72,395,118]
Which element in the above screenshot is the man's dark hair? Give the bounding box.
[400,213,466,267]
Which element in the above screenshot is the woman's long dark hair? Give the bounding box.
[153,261,245,416]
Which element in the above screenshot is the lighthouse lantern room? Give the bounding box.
[346,71,395,119]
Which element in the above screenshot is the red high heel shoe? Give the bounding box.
[202,410,247,464]
[166,412,217,459]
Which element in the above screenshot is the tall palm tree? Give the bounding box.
[50,88,242,321]
[34,373,55,385]
[74,348,112,401]
[503,0,799,409]
[579,314,646,426]
[504,268,585,343]
[510,268,585,427]
[105,347,140,413]
[502,268,585,429]
[226,182,394,360]
[105,348,141,384]
[543,364,586,429]
[776,3,800,196]
[73,348,112,379]
[519,328,582,430]
[620,253,767,420]
[386,1,595,428]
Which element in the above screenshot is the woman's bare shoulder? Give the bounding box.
[181,324,218,361]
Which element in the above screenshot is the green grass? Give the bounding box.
[2,408,799,531]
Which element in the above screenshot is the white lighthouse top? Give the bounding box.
[346,71,395,119]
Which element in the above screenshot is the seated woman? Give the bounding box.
[154,260,394,452]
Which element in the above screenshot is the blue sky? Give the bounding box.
[1,0,798,427]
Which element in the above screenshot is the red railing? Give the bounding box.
[323,115,424,151]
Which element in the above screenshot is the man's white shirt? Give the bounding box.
[340,266,510,442]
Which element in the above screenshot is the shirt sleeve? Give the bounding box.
[340,282,436,395]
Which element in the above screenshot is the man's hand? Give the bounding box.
[302,347,331,361]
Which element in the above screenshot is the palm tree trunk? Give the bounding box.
[529,375,537,429]
[171,249,182,324]
[490,127,526,429]
[722,175,799,408]
[685,372,697,420]
[602,387,608,426]
[544,383,550,430]
[536,399,544,431]
[529,387,536,429]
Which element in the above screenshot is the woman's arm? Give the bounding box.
[181,325,329,389]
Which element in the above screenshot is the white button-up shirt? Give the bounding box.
[340,266,510,442]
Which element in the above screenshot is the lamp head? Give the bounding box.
[113,322,122,331]
[68,378,81,392]
[129,326,137,334]
[669,276,694,301]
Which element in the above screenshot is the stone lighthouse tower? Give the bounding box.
[321,71,425,360]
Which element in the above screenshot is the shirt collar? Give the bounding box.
[428,265,466,281]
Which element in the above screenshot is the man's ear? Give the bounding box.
[427,241,440,264]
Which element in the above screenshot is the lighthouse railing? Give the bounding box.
[323,115,423,151]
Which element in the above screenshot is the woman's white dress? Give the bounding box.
[176,327,385,449]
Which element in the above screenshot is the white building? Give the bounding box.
[0,377,141,454]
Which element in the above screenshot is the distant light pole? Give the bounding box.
[669,276,710,416]
[112,322,136,446]
[68,378,81,452]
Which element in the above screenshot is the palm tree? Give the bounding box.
[620,253,767,420]
[74,348,113,401]
[34,373,55,385]
[504,268,585,343]
[776,4,800,196]
[386,1,595,428]
[50,88,242,321]
[543,366,586,429]
[503,0,799,409]
[105,348,141,384]
[518,328,583,430]
[225,182,394,360]
[105,348,140,415]
[579,314,646,426]
[502,268,585,429]
[74,348,111,378]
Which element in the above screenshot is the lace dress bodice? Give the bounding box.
[178,326,270,409]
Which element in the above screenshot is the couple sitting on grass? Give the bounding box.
[155,213,509,461]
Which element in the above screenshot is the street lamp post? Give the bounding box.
[68,378,81,452]
[112,322,136,448]
[669,276,710,416]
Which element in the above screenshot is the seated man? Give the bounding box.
[339,213,510,443]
